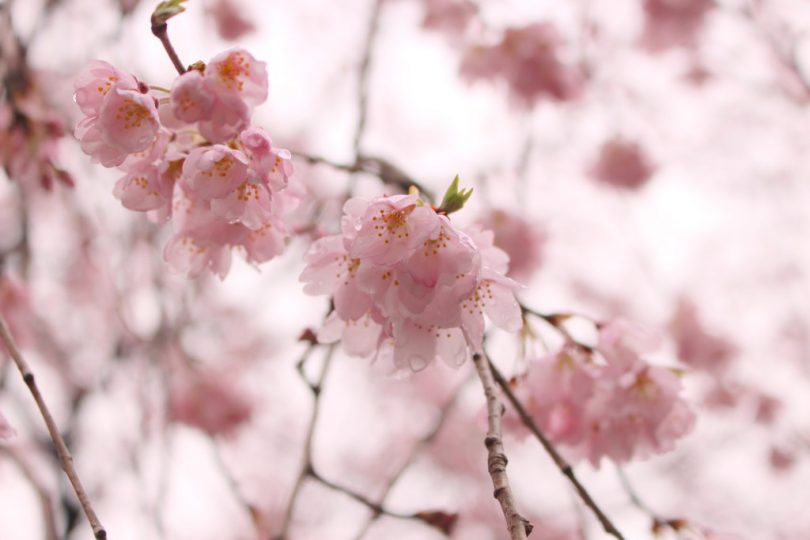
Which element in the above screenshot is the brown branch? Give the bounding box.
[296,152,436,203]
[0,313,107,539]
[471,353,532,539]
[353,0,384,156]
[520,304,595,353]
[617,467,684,534]
[488,361,625,540]
[352,377,469,539]
[150,21,185,76]
[275,343,333,539]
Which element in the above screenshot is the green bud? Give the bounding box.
[438,175,473,215]
[152,0,188,26]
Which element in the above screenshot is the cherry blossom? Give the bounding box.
[73,47,295,278]
[301,192,522,370]
[510,320,695,465]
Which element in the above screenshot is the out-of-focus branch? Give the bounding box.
[488,361,625,540]
[296,152,436,203]
[0,313,107,540]
[353,0,384,156]
[0,446,59,540]
[471,353,532,540]
[353,377,470,539]
[520,304,595,353]
[617,467,685,534]
[275,343,333,539]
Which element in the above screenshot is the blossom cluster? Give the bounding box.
[1,74,74,191]
[300,192,523,370]
[461,23,584,107]
[73,48,296,277]
[510,319,695,465]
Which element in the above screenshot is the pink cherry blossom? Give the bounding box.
[170,70,215,124]
[461,23,584,107]
[181,145,249,200]
[509,319,694,466]
[301,193,522,370]
[205,48,268,108]
[113,158,178,213]
[476,209,545,282]
[589,137,655,190]
[75,80,162,168]
[73,60,138,117]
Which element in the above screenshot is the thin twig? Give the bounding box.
[471,353,531,540]
[353,376,470,539]
[617,467,683,533]
[0,313,107,539]
[488,361,625,540]
[150,22,185,75]
[353,0,384,155]
[275,344,334,539]
[296,152,436,203]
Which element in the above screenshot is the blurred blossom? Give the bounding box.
[1,73,74,190]
[421,0,478,38]
[641,0,713,52]
[669,298,737,374]
[461,23,584,106]
[476,208,545,282]
[206,0,256,41]
[510,320,694,466]
[768,444,796,472]
[589,137,655,190]
[0,410,14,442]
[169,366,253,437]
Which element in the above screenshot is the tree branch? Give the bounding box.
[488,361,625,540]
[471,353,532,539]
[0,313,107,539]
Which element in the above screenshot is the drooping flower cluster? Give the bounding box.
[73,48,296,277]
[300,192,523,370]
[461,23,584,107]
[510,319,695,465]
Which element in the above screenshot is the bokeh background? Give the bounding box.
[1,0,810,538]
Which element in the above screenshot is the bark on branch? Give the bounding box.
[472,353,532,539]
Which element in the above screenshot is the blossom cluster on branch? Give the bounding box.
[511,319,695,466]
[73,48,296,278]
[301,191,523,371]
